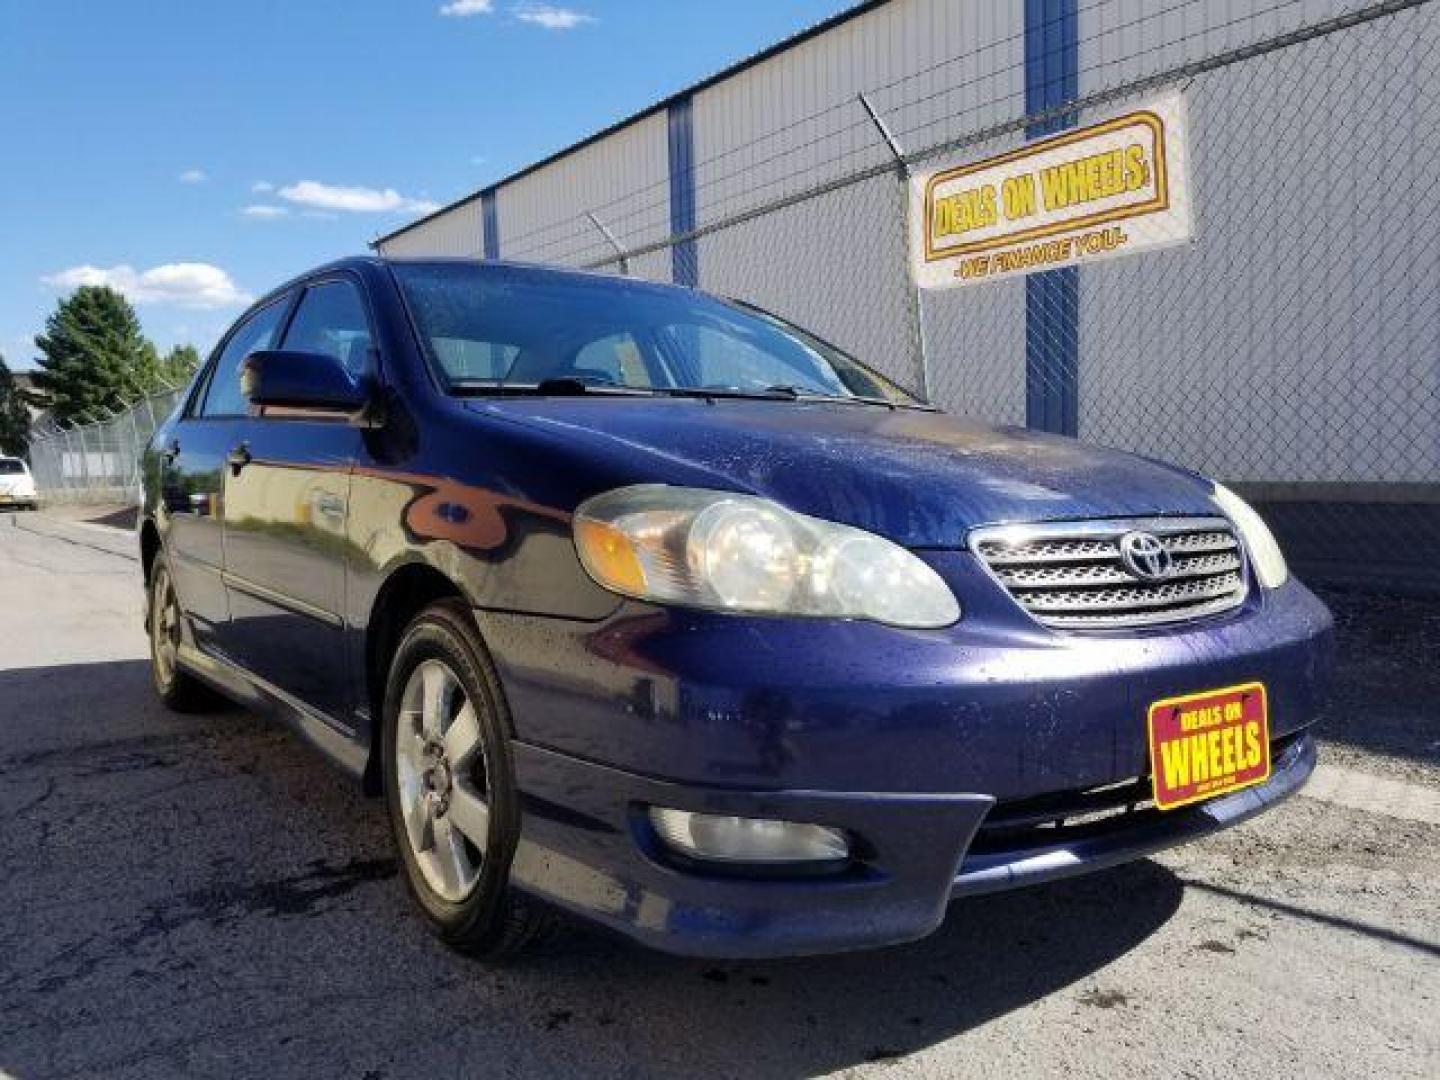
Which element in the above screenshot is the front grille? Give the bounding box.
[968,731,1306,856]
[970,517,1248,630]
[968,775,1154,854]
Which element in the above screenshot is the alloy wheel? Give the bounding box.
[151,566,181,686]
[395,659,491,902]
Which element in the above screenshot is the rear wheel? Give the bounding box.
[382,600,551,959]
[148,554,215,711]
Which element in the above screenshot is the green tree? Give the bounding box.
[31,286,154,425]
[155,344,201,388]
[0,355,32,457]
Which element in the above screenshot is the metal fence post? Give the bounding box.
[858,92,932,403]
[76,422,91,494]
[125,403,143,499]
[584,211,631,276]
[98,409,115,491]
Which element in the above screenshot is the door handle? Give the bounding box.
[226,442,253,477]
[315,492,346,519]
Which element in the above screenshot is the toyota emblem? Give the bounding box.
[1118,531,1175,581]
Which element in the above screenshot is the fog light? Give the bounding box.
[648,807,849,864]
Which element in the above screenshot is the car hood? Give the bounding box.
[469,397,1219,548]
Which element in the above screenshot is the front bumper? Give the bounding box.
[951,730,1315,897]
[508,731,1316,958]
[477,568,1333,958]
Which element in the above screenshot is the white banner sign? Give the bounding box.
[911,93,1192,289]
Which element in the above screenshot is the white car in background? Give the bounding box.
[0,457,37,510]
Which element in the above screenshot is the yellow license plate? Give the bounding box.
[1147,682,1270,811]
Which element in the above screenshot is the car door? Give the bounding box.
[218,276,372,723]
[160,295,292,649]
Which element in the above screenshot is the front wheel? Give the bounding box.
[382,600,551,959]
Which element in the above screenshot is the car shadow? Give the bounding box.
[83,505,140,531]
[0,659,1183,1078]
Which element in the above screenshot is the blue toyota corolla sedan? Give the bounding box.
[139,256,1332,959]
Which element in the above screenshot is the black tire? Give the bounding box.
[147,552,216,712]
[382,599,551,960]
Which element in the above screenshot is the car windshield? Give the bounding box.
[393,262,922,406]
[0,459,24,474]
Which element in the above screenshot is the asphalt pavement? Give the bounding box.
[0,509,1435,1079]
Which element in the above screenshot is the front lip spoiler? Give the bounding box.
[951,731,1317,898]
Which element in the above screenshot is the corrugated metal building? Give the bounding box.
[375,0,1439,588]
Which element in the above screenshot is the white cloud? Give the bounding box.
[277,180,439,215]
[513,4,594,29]
[439,0,494,15]
[42,263,252,310]
[178,169,207,184]
[252,180,274,193]
[241,204,289,219]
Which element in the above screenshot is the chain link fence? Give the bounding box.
[490,0,1439,594]
[26,383,184,505]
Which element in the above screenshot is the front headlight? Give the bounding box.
[573,485,960,628]
[1212,483,1288,589]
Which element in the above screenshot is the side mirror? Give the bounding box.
[241,349,371,418]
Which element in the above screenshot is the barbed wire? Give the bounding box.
[575,0,1432,271]
[28,377,183,442]
[497,0,1424,267]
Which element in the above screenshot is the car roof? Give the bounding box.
[213,256,710,364]
[270,255,693,300]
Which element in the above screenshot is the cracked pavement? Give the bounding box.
[0,510,1436,1079]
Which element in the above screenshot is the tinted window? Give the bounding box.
[282,280,372,378]
[0,458,24,475]
[200,298,289,417]
[393,263,918,405]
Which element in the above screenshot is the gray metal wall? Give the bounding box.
[380,197,484,257]
[495,111,671,267]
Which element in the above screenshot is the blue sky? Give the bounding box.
[0,0,852,370]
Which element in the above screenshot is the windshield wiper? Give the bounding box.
[649,386,799,403]
[765,384,899,410]
[649,384,900,408]
[449,378,906,409]
[448,378,656,398]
